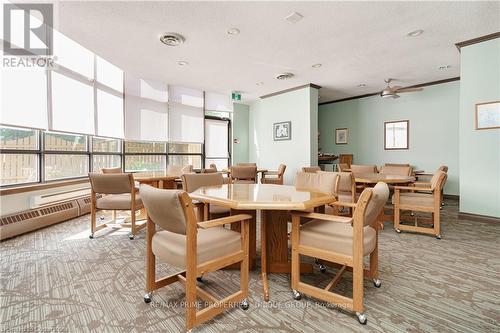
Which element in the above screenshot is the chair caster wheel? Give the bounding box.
[99,216,106,221]
[436,234,442,240]
[318,263,327,273]
[373,278,381,288]
[144,293,152,303]
[89,233,94,239]
[128,233,135,240]
[196,277,203,282]
[410,212,415,217]
[240,298,249,310]
[356,312,367,325]
[292,289,302,300]
[395,229,401,234]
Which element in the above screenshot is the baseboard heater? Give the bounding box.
[1,188,101,241]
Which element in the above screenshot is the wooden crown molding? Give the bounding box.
[455,32,500,51]
[260,83,321,99]
[319,77,460,106]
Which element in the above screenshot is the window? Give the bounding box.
[92,137,121,172]
[124,141,166,172]
[168,143,203,170]
[384,120,409,150]
[44,132,89,180]
[204,118,230,170]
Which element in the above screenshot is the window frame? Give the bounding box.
[167,142,204,171]
[123,140,168,172]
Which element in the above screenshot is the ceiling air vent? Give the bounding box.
[275,72,294,80]
[160,33,185,46]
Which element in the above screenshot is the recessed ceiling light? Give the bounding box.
[275,72,294,80]
[438,65,451,70]
[285,12,304,24]
[312,63,322,68]
[226,28,240,35]
[357,83,366,88]
[160,33,185,46]
[407,29,424,37]
[256,82,264,86]
[178,61,189,66]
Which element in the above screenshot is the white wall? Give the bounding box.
[249,86,318,184]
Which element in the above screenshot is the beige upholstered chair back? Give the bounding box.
[362,182,389,227]
[231,165,257,181]
[295,172,337,195]
[350,164,377,174]
[338,163,349,172]
[209,163,218,170]
[277,164,287,176]
[430,171,446,190]
[380,165,413,176]
[88,173,134,194]
[302,166,321,173]
[237,163,257,166]
[337,172,354,193]
[385,163,410,167]
[101,167,122,174]
[182,173,224,193]
[339,154,353,167]
[201,168,217,173]
[139,185,187,235]
[438,165,448,173]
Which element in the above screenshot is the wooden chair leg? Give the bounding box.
[240,220,249,299]
[112,210,117,221]
[434,205,441,239]
[291,215,300,292]
[130,209,136,238]
[145,218,155,296]
[90,203,97,237]
[352,255,364,314]
[394,205,401,232]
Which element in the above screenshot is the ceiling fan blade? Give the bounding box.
[396,87,424,93]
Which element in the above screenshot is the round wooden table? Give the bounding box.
[191,183,335,301]
[354,173,415,184]
[133,171,178,189]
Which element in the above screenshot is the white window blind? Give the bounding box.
[124,74,168,141]
[0,67,48,129]
[51,71,94,135]
[205,119,229,158]
[53,31,94,78]
[205,92,232,112]
[96,56,123,92]
[168,85,204,143]
[97,89,124,138]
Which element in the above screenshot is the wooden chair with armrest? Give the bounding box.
[181,173,230,221]
[339,154,353,167]
[88,173,145,239]
[101,167,122,173]
[321,171,357,216]
[261,164,286,185]
[230,165,257,183]
[350,165,377,174]
[338,163,349,172]
[140,185,251,331]
[413,166,448,206]
[392,171,446,239]
[302,166,321,173]
[291,182,390,325]
[379,165,413,176]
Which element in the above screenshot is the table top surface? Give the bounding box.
[191,184,335,210]
[354,173,415,184]
[133,171,179,181]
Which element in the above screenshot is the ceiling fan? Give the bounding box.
[380,78,423,98]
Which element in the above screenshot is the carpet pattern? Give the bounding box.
[1,199,500,332]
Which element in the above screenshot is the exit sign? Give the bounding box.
[231,92,241,101]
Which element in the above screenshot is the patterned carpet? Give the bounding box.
[1,199,500,333]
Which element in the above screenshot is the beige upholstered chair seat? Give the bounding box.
[300,219,377,257]
[210,204,230,215]
[152,227,241,268]
[392,192,434,207]
[97,193,143,210]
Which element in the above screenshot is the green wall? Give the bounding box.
[459,38,500,218]
[319,81,460,195]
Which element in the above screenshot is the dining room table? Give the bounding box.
[190,183,336,301]
[132,171,178,189]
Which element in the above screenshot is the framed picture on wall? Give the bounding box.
[273,121,291,141]
[335,128,348,144]
[475,101,500,130]
[384,120,409,150]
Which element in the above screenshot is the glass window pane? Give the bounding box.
[44,154,89,180]
[92,155,121,172]
[0,154,39,185]
[96,56,123,92]
[124,141,166,153]
[44,132,87,151]
[125,155,166,172]
[96,89,124,139]
[51,72,95,135]
[0,127,39,150]
[168,143,202,154]
[205,158,228,171]
[92,137,121,153]
[205,119,228,158]
[168,155,202,170]
[53,30,94,78]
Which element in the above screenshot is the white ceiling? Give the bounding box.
[53,1,500,103]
